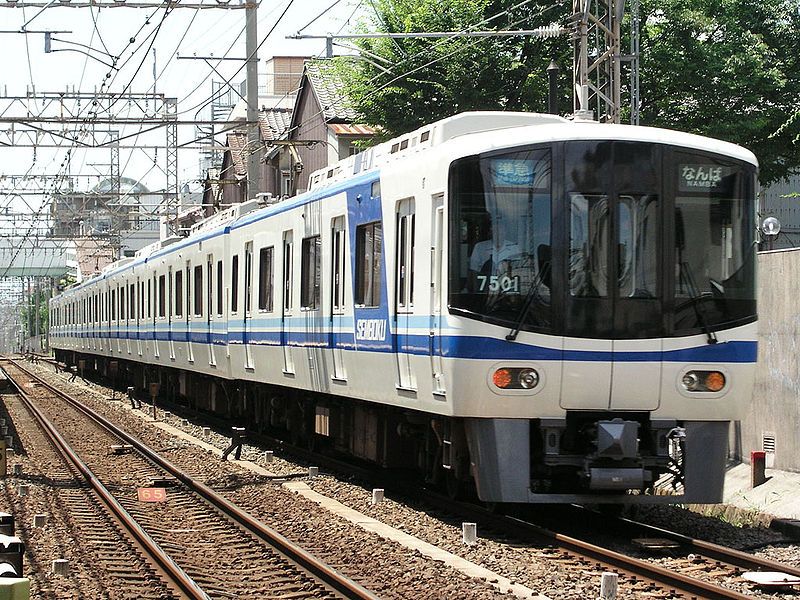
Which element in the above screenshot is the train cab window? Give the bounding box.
[569,193,609,298]
[231,255,239,313]
[216,260,223,316]
[258,246,274,311]
[301,236,321,309]
[449,148,552,331]
[175,271,183,316]
[193,265,203,316]
[672,153,755,332]
[158,275,166,318]
[355,222,382,307]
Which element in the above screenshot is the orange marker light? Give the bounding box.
[493,368,513,389]
[705,371,725,392]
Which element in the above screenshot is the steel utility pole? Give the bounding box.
[245,1,261,199]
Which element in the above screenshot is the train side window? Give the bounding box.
[111,288,116,321]
[244,242,253,314]
[158,274,166,318]
[129,284,135,320]
[168,269,173,319]
[396,203,415,309]
[301,236,321,309]
[207,255,213,319]
[216,260,223,316]
[147,279,151,319]
[331,218,346,312]
[175,270,183,316]
[193,265,203,317]
[231,255,239,313]
[120,286,126,320]
[258,246,274,311]
[355,221,382,307]
[185,264,191,320]
[282,233,293,312]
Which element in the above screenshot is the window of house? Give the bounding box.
[258,246,274,311]
[301,236,321,309]
[355,221,382,306]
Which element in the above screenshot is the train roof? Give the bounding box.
[56,111,758,298]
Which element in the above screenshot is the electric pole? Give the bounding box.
[245,1,261,199]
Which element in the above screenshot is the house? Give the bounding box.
[273,59,375,196]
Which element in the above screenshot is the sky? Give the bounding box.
[0,0,365,214]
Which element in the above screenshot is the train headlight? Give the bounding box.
[492,367,540,390]
[681,370,726,393]
[682,372,701,391]
[518,368,539,389]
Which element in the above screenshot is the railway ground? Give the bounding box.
[716,463,800,528]
[6,355,800,599]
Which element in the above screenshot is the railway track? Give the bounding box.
[18,357,799,599]
[1,358,378,600]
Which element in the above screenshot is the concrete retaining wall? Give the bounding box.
[746,249,800,472]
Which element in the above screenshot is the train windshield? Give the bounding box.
[448,149,553,331]
[672,154,755,333]
[449,142,756,338]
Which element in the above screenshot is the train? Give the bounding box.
[50,111,758,504]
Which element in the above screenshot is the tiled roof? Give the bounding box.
[327,123,375,136]
[225,131,247,178]
[304,60,360,122]
[259,108,292,141]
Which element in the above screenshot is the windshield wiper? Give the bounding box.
[506,262,550,342]
[678,261,717,345]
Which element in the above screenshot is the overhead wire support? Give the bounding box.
[2,1,246,8]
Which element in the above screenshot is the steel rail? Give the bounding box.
[616,514,800,577]
[1,363,209,600]
[7,359,380,600]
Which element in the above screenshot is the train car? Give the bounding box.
[50,111,758,504]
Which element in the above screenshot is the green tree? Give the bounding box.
[337,0,800,184]
[335,0,570,139]
[636,0,800,185]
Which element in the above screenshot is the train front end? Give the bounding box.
[445,127,758,503]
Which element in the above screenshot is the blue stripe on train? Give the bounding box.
[57,331,757,363]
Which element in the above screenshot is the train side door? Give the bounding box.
[429,195,446,395]
[207,254,216,367]
[330,217,347,381]
[281,231,295,375]
[186,263,193,363]
[244,241,254,370]
[395,198,416,390]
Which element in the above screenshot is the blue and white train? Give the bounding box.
[50,112,758,503]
